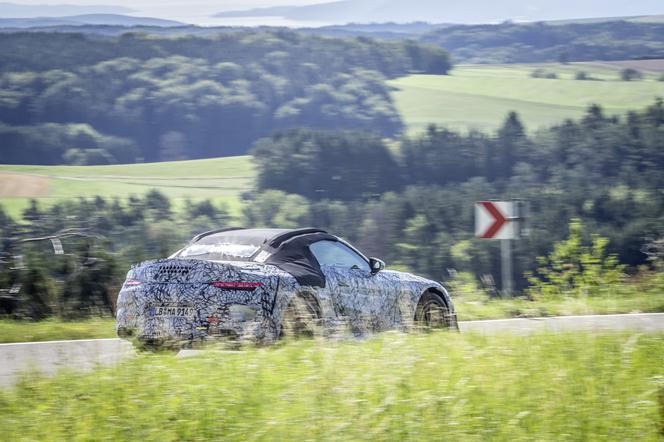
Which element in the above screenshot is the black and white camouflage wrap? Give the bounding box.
[116,255,457,346]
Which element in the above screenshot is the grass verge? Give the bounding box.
[456,292,664,321]
[1,332,662,440]
[450,271,664,321]
[0,318,116,343]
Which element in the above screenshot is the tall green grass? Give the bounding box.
[2,332,662,440]
[451,272,664,321]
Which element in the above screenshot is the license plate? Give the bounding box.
[152,306,194,317]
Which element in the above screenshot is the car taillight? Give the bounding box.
[123,279,143,287]
[209,281,263,291]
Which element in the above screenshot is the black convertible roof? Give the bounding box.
[188,227,340,287]
[192,227,328,247]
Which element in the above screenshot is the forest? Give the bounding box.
[1,101,663,318]
[419,21,664,63]
[5,19,664,65]
[0,31,449,164]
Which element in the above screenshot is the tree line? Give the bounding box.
[0,31,450,164]
[11,19,664,65]
[419,21,664,63]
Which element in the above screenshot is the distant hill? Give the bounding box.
[420,21,664,63]
[215,0,664,24]
[1,15,662,64]
[0,14,184,28]
[545,14,664,25]
[0,2,133,18]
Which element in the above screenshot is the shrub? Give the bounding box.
[531,68,558,79]
[621,68,643,81]
[526,219,624,299]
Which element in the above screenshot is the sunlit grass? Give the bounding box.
[1,332,662,440]
[389,62,664,133]
[0,155,255,218]
[456,292,664,321]
[0,318,116,343]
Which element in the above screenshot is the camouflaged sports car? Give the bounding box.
[116,228,457,347]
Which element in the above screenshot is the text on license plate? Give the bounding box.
[153,306,194,317]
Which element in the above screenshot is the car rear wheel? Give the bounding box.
[415,291,451,330]
[279,295,320,339]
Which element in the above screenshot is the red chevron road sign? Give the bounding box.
[475,201,517,240]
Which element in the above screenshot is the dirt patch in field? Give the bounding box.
[0,172,50,197]
[603,59,664,72]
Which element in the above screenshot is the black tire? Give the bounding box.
[133,338,182,353]
[414,291,451,330]
[279,295,320,340]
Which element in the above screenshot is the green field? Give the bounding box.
[1,332,662,440]
[388,61,664,134]
[0,156,256,218]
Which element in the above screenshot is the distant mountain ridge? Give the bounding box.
[215,0,664,24]
[0,14,184,28]
[0,2,134,18]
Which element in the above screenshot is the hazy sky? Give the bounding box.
[6,0,663,26]
[5,0,333,25]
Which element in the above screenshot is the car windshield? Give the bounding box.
[177,243,259,261]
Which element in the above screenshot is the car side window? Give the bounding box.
[310,240,370,272]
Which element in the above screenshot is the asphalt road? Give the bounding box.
[1,313,662,387]
[458,312,664,334]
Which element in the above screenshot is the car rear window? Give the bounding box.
[177,243,259,261]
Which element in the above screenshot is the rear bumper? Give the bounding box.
[115,278,278,346]
[116,312,276,345]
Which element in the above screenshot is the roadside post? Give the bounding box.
[475,200,525,296]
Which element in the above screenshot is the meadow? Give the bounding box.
[1,331,662,440]
[388,60,664,134]
[0,156,255,218]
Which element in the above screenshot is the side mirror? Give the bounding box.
[369,257,385,274]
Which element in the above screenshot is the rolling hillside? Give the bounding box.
[0,156,255,218]
[388,60,664,133]
[2,60,663,218]
[0,14,184,28]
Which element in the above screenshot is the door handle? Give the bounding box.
[338,282,349,287]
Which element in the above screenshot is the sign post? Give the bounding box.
[500,239,513,295]
[475,200,524,296]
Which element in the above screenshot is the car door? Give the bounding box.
[309,240,396,332]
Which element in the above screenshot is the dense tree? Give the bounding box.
[420,21,664,64]
[252,129,401,200]
[0,31,451,164]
